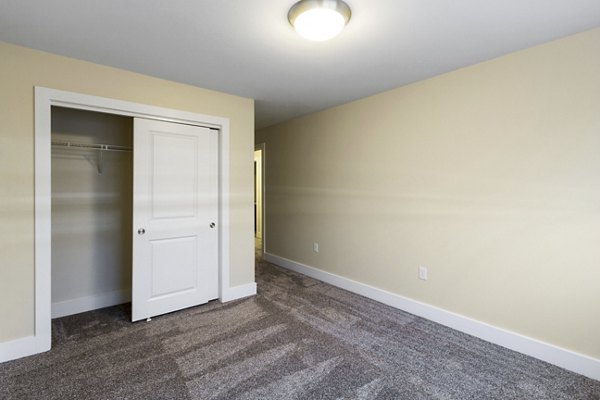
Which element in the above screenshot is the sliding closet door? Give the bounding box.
[132,118,218,322]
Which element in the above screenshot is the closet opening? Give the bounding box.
[33,87,234,357]
[51,106,134,319]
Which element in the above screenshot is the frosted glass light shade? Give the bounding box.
[288,0,351,42]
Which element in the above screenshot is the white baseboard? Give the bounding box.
[221,282,257,303]
[52,289,131,319]
[0,336,36,363]
[1,289,130,363]
[0,335,50,363]
[264,252,600,381]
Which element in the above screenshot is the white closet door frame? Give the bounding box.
[32,87,231,356]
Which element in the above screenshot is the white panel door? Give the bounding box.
[132,118,218,322]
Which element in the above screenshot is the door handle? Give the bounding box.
[209,223,216,228]
[138,228,146,235]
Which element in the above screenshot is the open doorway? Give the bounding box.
[254,144,265,258]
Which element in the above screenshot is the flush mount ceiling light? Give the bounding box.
[288,0,351,42]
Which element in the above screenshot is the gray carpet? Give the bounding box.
[1,253,599,399]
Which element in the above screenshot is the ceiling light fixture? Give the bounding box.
[288,0,351,42]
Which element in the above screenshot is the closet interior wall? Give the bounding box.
[51,107,133,318]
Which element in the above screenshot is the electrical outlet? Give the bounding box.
[313,242,319,253]
[419,266,428,280]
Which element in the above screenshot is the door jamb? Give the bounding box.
[34,87,231,354]
[254,143,266,255]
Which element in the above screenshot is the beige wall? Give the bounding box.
[256,28,600,359]
[0,42,255,342]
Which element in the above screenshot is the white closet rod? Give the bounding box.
[51,140,132,153]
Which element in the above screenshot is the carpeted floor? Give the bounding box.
[1,249,599,399]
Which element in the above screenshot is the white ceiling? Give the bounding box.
[1,1,599,128]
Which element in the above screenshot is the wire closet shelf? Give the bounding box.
[51,139,132,153]
[51,139,132,175]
